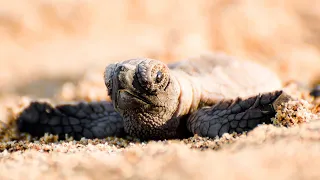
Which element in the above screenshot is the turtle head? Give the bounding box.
[104,58,181,139]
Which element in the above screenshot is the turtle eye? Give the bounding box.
[136,60,170,94]
[155,71,163,83]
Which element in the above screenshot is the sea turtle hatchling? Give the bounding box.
[17,53,293,140]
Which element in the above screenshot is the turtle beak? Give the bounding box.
[115,90,151,111]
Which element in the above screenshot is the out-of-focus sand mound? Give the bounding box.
[1,0,320,97]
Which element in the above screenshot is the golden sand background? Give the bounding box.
[1,0,320,97]
[1,1,320,179]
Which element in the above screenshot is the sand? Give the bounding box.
[1,122,320,180]
[2,0,320,179]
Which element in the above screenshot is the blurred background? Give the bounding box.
[1,0,320,98]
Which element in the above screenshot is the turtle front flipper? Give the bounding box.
[17,101,125,140]
[186,90,292,138]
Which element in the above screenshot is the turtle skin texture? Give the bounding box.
[17,53,293,140]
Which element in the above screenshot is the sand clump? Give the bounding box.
[272,99,319,127]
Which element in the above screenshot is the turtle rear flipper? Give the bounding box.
[17,101,125,140]
[187,90,292,138]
